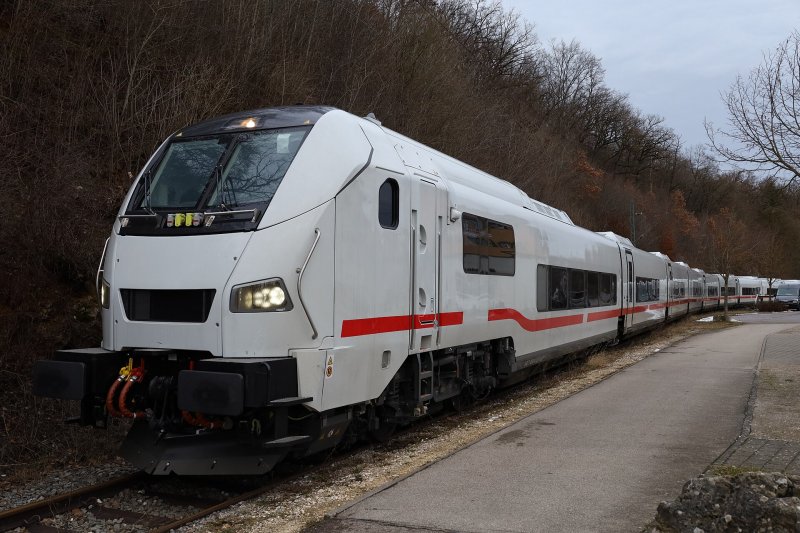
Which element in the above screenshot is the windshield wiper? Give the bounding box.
[214,165,230,211]
[143,169,155,214]
[214,133,250,210]
[195,133,247,211]
[204,207,260,223]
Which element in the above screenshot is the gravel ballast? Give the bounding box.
[0,461,136,512]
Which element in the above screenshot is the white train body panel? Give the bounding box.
[323,121,625,410]
[669,261,691,319]
[99,107,755,416]
[704,273,723,310]
[689,268,704,313]
[599,233,668,333]
[736,275,763,305]
[723,276,741,304]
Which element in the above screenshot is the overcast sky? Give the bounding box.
[503,0,800,151]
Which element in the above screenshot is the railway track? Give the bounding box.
[0,469,292,533]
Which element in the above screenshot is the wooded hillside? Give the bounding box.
[1,0,799,465]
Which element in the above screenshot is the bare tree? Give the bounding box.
[706,31,800,185]
[704,208,756,319]
[755,232,790,294]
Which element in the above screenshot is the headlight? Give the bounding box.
[230,278,293,313]
[100,279,110,309]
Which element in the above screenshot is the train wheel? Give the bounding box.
[369,420,397,443]
[449,389,473,413]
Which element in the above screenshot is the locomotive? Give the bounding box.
[32,106,764,475]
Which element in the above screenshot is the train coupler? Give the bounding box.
[32,348,129,426]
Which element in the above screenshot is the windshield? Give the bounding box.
[777,286,800,296]
[137,127,309,211]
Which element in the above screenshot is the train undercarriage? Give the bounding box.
[32,313,631,477]
[32,338,540,475]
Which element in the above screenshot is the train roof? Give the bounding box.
[177,106,336,137]
[649,251,672,261]
[375,117,575,226]
[596,231,633,247]
[173,106,577,227]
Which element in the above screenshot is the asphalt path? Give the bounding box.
[735,310,800,323]
[316,318,792,532]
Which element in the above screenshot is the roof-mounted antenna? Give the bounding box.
[364,112,382,126]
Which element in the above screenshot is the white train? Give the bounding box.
[32,106,764,475]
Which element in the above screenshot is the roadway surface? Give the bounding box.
[735,310,800,323]
[313,314,797,533]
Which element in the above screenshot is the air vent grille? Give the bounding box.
[120,289,216,323]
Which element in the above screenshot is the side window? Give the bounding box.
[587,272,599,307]
[537,265,549,311]
[636,277,660,302]
[636,278,647,302]
[569,269,586,308]
[378,179,398,229]
[600,273,616,305]
[462,213,515,276]
[540,266,615,310]
[462,214,484,274]
[486,220,515,275]
[549,267,568,310]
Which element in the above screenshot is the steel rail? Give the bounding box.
[0,471,147,532]
[150,480,282,533]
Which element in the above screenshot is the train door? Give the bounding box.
[666,264,673,319]
[410,178,440,353]
[625,250,634,330]
[701,275,707,311]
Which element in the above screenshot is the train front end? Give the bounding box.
[32,106,371,475]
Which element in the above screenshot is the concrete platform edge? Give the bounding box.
[703,332,767,473]
[326,326,717,519]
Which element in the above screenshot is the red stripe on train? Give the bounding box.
[488,308,583,331]
[587,309,620,321]
[341,312,464,337]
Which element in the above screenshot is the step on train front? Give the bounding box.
[32,106,766,475]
